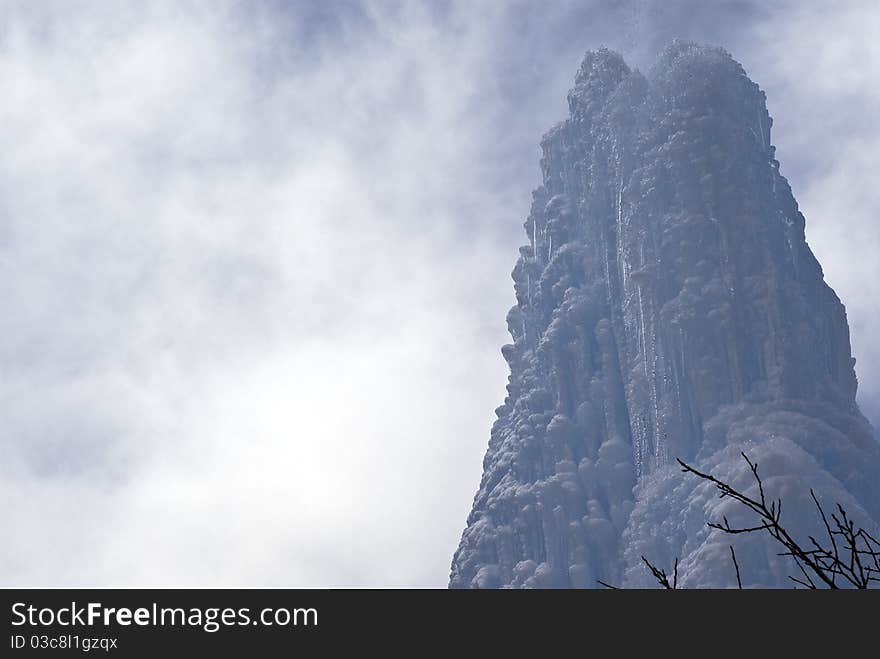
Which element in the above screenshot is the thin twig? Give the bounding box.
[729,546,742,589]
[641,556,676,589]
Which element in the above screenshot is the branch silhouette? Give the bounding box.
[599,452,879,589]
[677,453,880,589]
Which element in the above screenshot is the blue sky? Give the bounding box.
[1,0,877,586]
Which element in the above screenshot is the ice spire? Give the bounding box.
[450,42,880,589]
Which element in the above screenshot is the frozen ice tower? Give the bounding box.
[450,42,880,588]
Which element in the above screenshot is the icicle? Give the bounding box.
[638,287,648,377]
[601,228,612,304]
[547,233,552,261]
[679,328,686,377]
[632,417,643,476]
[785,232,798,275]
[532,217,538,262]
[757,106,767,151]
[526,273,532,306]
[651,327,663,465]
[617,181,627,292]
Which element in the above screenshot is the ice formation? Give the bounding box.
[450,42,880,588]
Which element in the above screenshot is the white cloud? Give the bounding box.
[0,1,516,586]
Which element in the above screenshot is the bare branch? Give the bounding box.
[729,546,742,589]
[641,556,677,590]
[678,454,853,589]
[627,453,880,589]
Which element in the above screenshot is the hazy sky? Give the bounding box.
[2,0,877,586]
